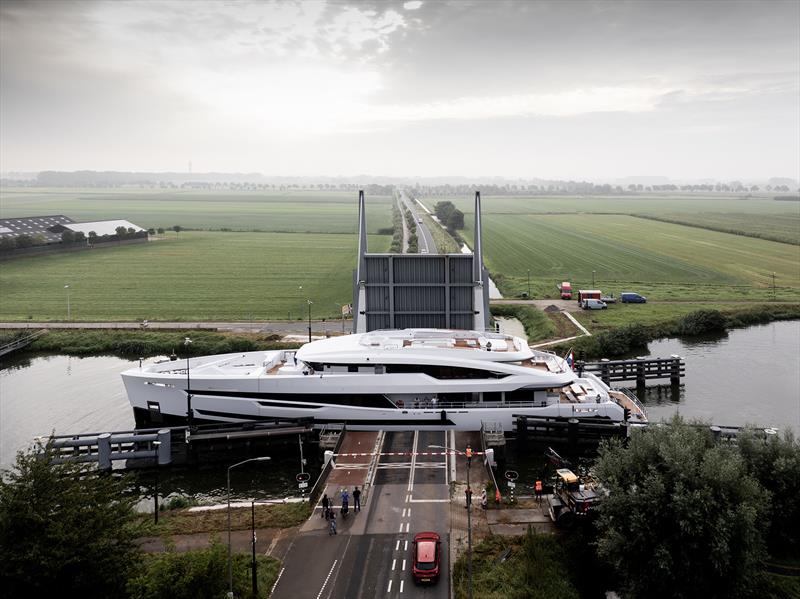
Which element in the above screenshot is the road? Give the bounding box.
[271,430,451,599]
[400,192,437,255]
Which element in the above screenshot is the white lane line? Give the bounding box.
[316,560,338,599]
[392,558,397,571]
[401,508,406,518]
[404,540,408,551]
[400,580,405,593]
[399,523,405,533]
[407,430,419,493]
[405,522,410,533]
[407,509,411,518]
[449,429,457,482]
[270,567,285,596]
[395,540,400,550]
[410,498,451,503]
[402,559,407,571]
[387,579,393,593]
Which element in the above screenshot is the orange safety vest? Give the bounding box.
[465,446,473,458]
[535,480,543,493]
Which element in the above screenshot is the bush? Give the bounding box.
[127,541,280,599]
[594,323,649,356]
[676,309,727,335]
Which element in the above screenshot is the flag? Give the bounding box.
[565,348,575,370]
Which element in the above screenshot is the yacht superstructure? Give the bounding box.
[122,329,647,430]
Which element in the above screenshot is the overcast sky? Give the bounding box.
[1,0,798,180]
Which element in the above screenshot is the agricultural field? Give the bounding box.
[415,195,800,303]
[419,194,800,245]
[0,231,391,321]
[0,188,393,234]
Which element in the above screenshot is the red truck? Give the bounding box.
[577,289,602,303]
[560,282,572,300]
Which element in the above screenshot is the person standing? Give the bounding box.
[321,493,330,519]
[465,444,473,468]
[353,486,361,513]
[465,486,473,509]
[534,480,543,504]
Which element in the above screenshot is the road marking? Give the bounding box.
[315,559,338,599]
[400,580,405,593]
[405,522,410,533]
[270,567,285,596]
[402,559,406,571]
[387,579,393,592]
[407,431,419,493]
[407,508,411,518]
[406,493,411,503]
[410,498,451,503]
[404,540,408,551]
[392,558,397,571]
[399,523,405,533]
[449,430,457,482]
[395,540,400,550]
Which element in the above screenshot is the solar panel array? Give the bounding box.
[0,215,75,243]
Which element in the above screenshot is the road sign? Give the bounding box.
[296,472,310,482]
[505,470,519,481]
[298,481,308,489]
[507,481,516,489]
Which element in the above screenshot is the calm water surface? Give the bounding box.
[2,321,798,499]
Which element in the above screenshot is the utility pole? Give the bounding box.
[527,269,531,298]
[772,272,776,299]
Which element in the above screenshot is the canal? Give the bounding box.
[2,320,798,500]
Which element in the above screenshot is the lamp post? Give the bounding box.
[307,299,313,343]
[527,269,531,298]
[152,440,161,524]
[184,337,193,430]
[592,270,596,287]
[227,457,271,599]
[429,443,473,599]
[64,284,71,320]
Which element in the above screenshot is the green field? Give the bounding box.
[420,194,800,245]
[0,188,393,234]
[0,231,390,321]
[416,195,799,302]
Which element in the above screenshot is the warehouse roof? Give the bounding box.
[65,220,145,236]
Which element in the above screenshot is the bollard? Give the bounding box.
[670,354,681,386]
[157,429,171,465]
[97,433,112,470]
[568,418,579,449]
[600,359,610,385]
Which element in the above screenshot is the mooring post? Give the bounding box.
[517,416,528,447]
[600,358,610,385]
[568,418,579,449]
[669,354,681,387]
[157,429,171,465]
[97,433,112,470]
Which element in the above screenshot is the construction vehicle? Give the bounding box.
[544,447,602,527]
[547,468,601,527]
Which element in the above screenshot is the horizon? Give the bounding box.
[1,0,798,180]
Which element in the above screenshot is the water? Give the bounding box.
[628,320,800,432]
[2,321,797,499]
[0,354,318,503]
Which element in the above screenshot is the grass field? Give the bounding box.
[0,231,390,321]
[453,209,800,302]
[0,188,393,233]
[420,194,800,245]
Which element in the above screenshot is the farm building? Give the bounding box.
[51,219,146,237]
[0,215,75,244]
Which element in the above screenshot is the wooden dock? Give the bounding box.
[579,355,685,385]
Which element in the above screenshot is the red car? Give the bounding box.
[411,532,441,584]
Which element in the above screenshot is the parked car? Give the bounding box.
[581,299,607,310]
[620,292,647,303]
[411,532,441,584]
[560,281,572,300]
[600,294,617,304]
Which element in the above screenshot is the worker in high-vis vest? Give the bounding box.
[465,444,473,467]
[534,479,543,502]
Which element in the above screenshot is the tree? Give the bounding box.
[446,208,465,230]
[73,231,86,243]
[116,226,128,239]
[0,236,16,251]
[147,228,155,235]
[157,227,165,235]
[595,417,767,599]
[172,225,182,238]
[88,230,98,241]
[61,230,75,243]
[434,201,456,223]
[0,443,145,597]
[14,234,33,248]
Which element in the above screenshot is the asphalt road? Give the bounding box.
[271,430,451,599]
[401,193,437,255]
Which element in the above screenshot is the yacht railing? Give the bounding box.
[615,388,648,417]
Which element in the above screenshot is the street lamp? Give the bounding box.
[527,269,531,298]
[152,440,161,524]
[299,286,312,342]
[64,284,71,320]
[592,270,596,287]
[184,337,193,429]
[227,457,271,599]
[430,443,473,599]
